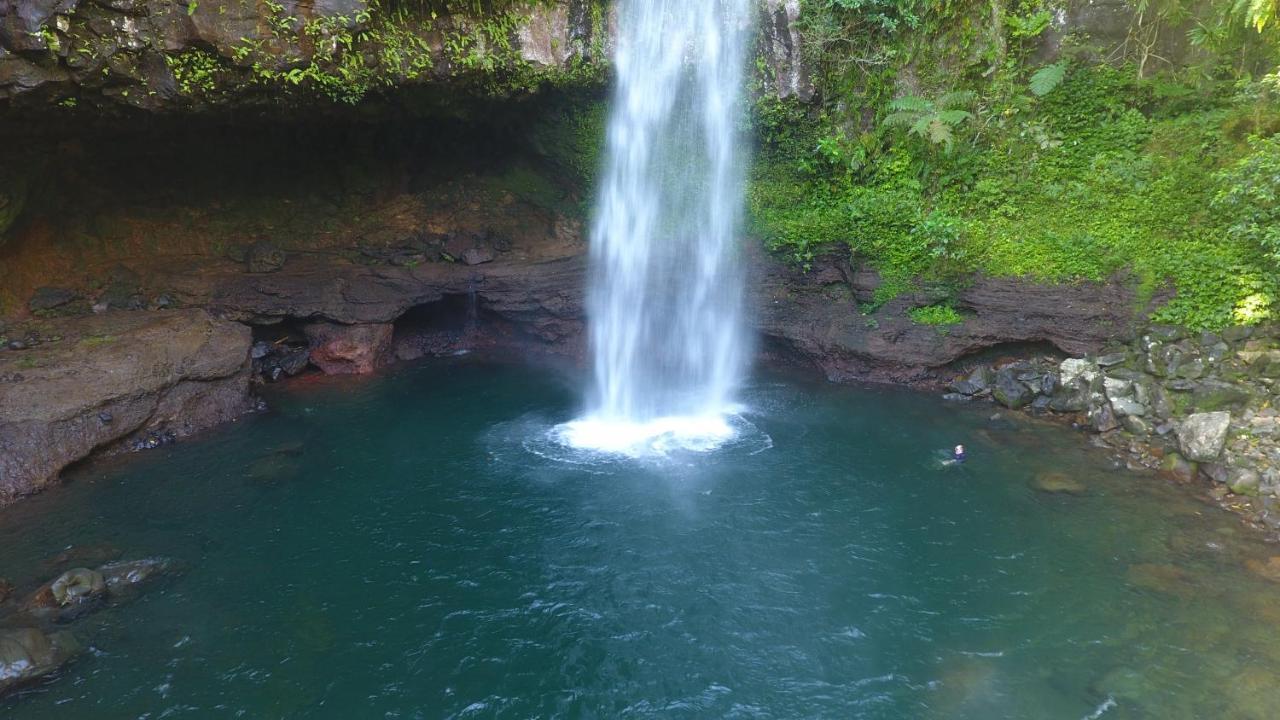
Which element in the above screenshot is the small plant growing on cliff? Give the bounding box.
[909,304,964,326]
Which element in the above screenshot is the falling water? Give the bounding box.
[562,0,753,455]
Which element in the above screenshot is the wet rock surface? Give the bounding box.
[0,309,254,506]
[0,553,180,699]
[0,627,81,696]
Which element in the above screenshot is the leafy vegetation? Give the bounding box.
[749,0,1280,329]
[909,304,965,325]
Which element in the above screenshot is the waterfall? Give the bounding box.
[563,0,753,454]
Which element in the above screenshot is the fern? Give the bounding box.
[1234,0,1279,30]
[881,92,974,152]
[1029,62,1067,97]
[887,95,931,113]
[937,90,977,108]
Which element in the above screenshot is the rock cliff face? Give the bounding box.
[0,0,614,111]
[754,251,1139,383]
[0,309,252,504]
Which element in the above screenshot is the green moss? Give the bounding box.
[80,334,119,348]
[528,95,607,191]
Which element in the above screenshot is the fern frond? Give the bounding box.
[1029,62,1067,96]
[909,115,934,138]
[887,95,931,113]
[935,109,973,126]
[882,111,918,128]
[937,90,976,108]
[926,120,954,147]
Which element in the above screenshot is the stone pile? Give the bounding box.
[945,324,1280,525]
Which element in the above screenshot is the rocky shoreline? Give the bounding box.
[3,235,1279,547]
[937,324,1280,537]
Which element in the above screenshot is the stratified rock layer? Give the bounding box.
[0,308,252,504]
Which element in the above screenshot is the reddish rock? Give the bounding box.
[304,322,393,375]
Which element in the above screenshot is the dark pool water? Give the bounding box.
[3,359,1280,719]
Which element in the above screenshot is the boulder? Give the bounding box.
[1190,379,1252,412]
[23,568,107,621]
[1096,351,1129,367]
[1049,378,1090,412]
[1059,358,1099,386]
[0,628,81,697]
[948,365,992,395]
[50,568,106,607]
[1200,462,1230,484]
[28,286,78,313]
[1176,412,1232,462]
[992,368,1033,408]
[1120,414,1152,436]
[304,322,393,375]
[1110,397,1146,417]
[1089,402,1120,433]
[1228,468,1262,496]
[1103,377,1134,399]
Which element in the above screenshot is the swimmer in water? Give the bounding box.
[953,444,966,463]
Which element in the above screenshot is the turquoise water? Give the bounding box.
[3,359,1280,719]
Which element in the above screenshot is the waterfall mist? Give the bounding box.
[562,0,754,455]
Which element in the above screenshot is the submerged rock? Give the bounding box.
[1030,472,1087,495]
[1126,563,1194,597]
[98,558,180,601]
[1244,556,1280,583]
[0,579,12,604]
[0,627,81,697]
[1177,412,1232,462]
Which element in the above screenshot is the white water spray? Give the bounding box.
[561,0,753,455]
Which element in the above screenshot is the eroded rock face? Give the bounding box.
[754,251,1139,382]
[304,321,392,375]
[0,309,254,506]
[757,0,812,101]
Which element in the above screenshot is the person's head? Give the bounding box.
[955,445,965,455]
